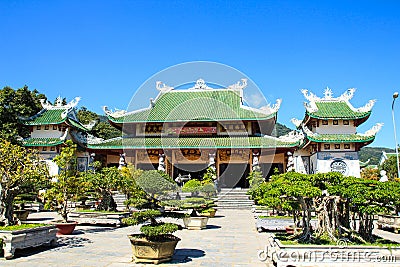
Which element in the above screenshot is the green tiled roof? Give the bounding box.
[307,101,371,119]
[67,119,89,132]
[306,134,375,143]
[87,136,299,149]
[22,137,64,147]
[21,109,66,125]
[107,90,276,123]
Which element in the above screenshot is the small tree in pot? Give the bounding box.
[122,170,183,264]
[44,140,85,234]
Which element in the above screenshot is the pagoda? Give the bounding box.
[87,79,302,187]
[20,96,91,175]
[292,88,382,177]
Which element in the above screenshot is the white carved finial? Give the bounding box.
[361,123,383,136]
[303,101,318,113]
[66,97,81,109]
[227,79,248,90]
[59,128,69,140]
[357,99,376,112]
[259,99,282,113]
[190,79,212,90]
[271,99,282,112]
[291,118,302,128]
[156,81,174,92]
[55,96,63,107]
[83,120,97,130]
[323,87,333,99]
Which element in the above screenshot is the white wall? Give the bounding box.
[31,128,64,138]
[316,120,356,134]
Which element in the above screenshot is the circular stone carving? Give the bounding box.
[330,160,348,175]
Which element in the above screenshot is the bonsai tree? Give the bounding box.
[0,139,48,226]
[135,170,178,208]
[44,140,85,222]
[83,165,123,211]
[182,179,202,197]
[119,166,148,210]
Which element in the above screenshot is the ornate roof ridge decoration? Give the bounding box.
[156,81,174,92]
[189,79,213,90]
[354,99,376,113]
[276,130,304,143]
[359,123,383,137]
[302,88,356,103]
[40,96,81,110]
[259,99,282,114]
[103,106,127,118]
[227,78,247,90]
[291,118,302,128]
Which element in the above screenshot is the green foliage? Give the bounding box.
[0,139,49,226]
[44,140,85,222]
[200,183,216,198]
[247,170,264,191]
[0,223,49,231]
[361,167,380,180]
[202,167,216,183]
[123,209,181,239]
[380,156,398,180]
[272,122,293,137]
[0,86,45,143]
[136,170,177,199]
[77,107,121,140]
[182,179,202,194]
[140,222,179,237]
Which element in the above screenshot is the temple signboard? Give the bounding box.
[167,127,217,134]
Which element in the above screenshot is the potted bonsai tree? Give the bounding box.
[181,197,215,230]
[122,170,183,263]
[44,140,84,235]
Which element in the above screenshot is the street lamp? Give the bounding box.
[392,92,400,179]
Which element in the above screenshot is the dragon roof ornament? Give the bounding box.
[277,130,304,142]
[227,78,247,90]
[356,99,376,112]
[103,106,127,118]
[260,99,282,114]
[156,81,174,92]
[359,123,383,137]
[291,118,302,128]
[40,96,81,110]
[301,124,315,137]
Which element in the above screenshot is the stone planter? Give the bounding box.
[127,234,180,264]
[377,214,400,233]
[68,211,130,227]
[183,216,209,230]
[51,221,78,235]
[262,233,400,267]
[0,225,57,259]
[13,210,30,221]
[201,209,217,218]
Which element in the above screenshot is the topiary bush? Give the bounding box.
[182,179,202,196]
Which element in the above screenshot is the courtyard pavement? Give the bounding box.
[0,209,271,267]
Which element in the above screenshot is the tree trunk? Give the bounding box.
[0,186,17,226]
[314,196,341,240]
[298,197,312,241]
[358,213,374,242]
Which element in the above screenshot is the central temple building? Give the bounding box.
[21,79,382,187]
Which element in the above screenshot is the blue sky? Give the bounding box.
[1,0,400,148]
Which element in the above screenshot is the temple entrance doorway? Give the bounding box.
[219,163,250,188]
[173,163,208,181]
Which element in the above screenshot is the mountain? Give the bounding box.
[275,122,294,137]
[359,146,394,166]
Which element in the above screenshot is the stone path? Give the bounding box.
[0,210,271,266]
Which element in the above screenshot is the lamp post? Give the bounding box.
[392,92,400,179]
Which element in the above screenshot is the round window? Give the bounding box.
[330,160,347,175]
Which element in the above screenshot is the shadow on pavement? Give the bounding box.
[206,224,221,229]
[170,248,206,263]
[10,236,92,259]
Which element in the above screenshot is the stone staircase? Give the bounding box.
[216,188,254,210]
[112,191,128,211]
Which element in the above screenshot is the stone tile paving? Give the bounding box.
[0,210,271,267]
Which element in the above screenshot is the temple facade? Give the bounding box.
[21,80,381,185]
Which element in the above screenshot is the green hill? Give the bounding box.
[359,146,394,166]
